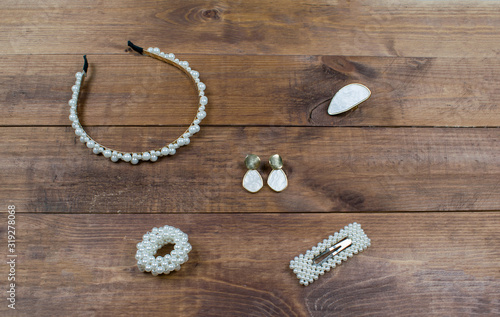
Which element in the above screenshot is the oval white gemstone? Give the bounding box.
[242,170,263,193]
[327,83,371,115]
[267,169,288,192]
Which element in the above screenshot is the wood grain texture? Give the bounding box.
[1,54,499,127]
[0,213,498,316]
[1,1,500,57]
[2,0,500,315]
[1,126,500,213]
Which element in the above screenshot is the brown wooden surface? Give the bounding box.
[2,127,500,213]
[1,0,499,316]
[0,213,499,316]
[1,0,500,57]
[2,55,500,127]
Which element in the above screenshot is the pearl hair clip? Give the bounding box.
[136,225,192,276]
[68,41,208,164]
[289,222,370,286]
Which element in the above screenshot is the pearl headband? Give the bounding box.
[68,41,208,164]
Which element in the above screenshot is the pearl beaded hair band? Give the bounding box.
[68,41,208,164]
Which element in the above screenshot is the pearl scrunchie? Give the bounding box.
[136,225,192,276]
[68,41,208,164]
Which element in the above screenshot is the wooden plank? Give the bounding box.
[1,54,499,127]
[2,1,499,316]
[0,212,498,316]
[1,1,499,57]
[2,126,500,213]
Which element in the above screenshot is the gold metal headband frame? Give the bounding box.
[67,41,208,164]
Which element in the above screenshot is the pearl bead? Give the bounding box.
[142,152,151,161]
[190,70,199,78]
[168,53,175,60]
[131,158,139,164]
[200,96,208,106]
[75,72,83,79]
[71,85,79,93]
[188,125,198,134]
[111,155,119,162]
[194,119,201,125]
[153,47,160,54]
[150,155,158,162]
[69,114,78,122]
[86,140,95,148]
[177,138,185,146]
[197,111,206,119]
[69,99,77,107]
[122,153,132,162]
[161,147,170,156]
[103,150,112,158]
[197,82,206,91]
[183,137,190,145]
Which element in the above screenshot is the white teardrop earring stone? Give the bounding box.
[267,169,288,192]
[242,170,263,193]
[327,83,371,115]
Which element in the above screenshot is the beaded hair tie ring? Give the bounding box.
[68,41,208,164]
[136,225,192,276]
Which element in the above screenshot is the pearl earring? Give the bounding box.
[242,154,264,193]
[267,154,288,192]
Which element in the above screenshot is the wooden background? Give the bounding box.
[1,0,499,316]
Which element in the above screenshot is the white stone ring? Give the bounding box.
[135,225,192,276]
